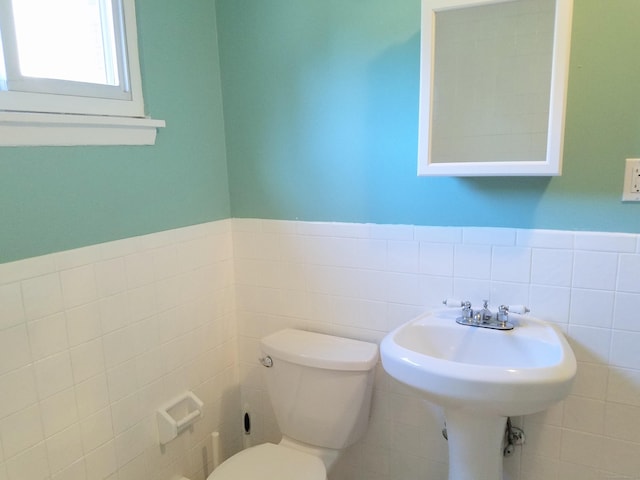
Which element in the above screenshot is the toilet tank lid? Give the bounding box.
[260,329,379,371]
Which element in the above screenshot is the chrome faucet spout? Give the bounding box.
[454,300,518,331]
[478,300,493,323]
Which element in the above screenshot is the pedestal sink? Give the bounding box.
[380,306,576,480]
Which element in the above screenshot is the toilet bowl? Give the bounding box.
[207,328,378,480]
[209,442,326,480]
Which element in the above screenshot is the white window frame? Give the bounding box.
[0,0,164,146]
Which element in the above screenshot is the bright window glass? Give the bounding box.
[11,0,120,86]
[0,0,165,146]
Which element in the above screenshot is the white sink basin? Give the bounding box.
[381,307,576,416]
[381,306,577,480]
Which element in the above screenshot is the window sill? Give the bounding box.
[0,111,166,146]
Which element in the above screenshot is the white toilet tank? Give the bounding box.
[260,329,379,450]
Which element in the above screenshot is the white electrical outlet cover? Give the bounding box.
[622,158,640,202]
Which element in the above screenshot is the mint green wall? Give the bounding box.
[0,0,230,264]
[217,0,640,233]
[3,1,640,264]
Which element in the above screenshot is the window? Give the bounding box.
[0,0,164,146]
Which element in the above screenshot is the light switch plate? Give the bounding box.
[622,158,640,202]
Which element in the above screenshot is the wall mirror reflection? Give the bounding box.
[417,0,573,176]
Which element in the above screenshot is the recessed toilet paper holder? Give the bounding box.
[156,391,204,445]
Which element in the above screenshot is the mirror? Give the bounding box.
[417,0,573,176]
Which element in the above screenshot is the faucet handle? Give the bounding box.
[443,299,473,310]
[497,305,509,324]
[442,298,464,307]
[443,299,473,320]
[505,305,530,315]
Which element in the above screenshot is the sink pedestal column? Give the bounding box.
[444,409,507,480]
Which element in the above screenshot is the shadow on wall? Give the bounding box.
[205,386,242,478]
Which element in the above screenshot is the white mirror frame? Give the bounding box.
[417,0,573,176]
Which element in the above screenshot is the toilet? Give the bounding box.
[208,328,379,480]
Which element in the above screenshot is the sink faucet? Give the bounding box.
[443,299,528,331]
[473,300,493,324]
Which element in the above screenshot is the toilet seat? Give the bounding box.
[207,443,327,480]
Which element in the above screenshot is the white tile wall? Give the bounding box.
[2,219,639,480]
[234,219,640,480]
[0,220,240,480]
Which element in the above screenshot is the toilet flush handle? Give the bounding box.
[259,356,273,368]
